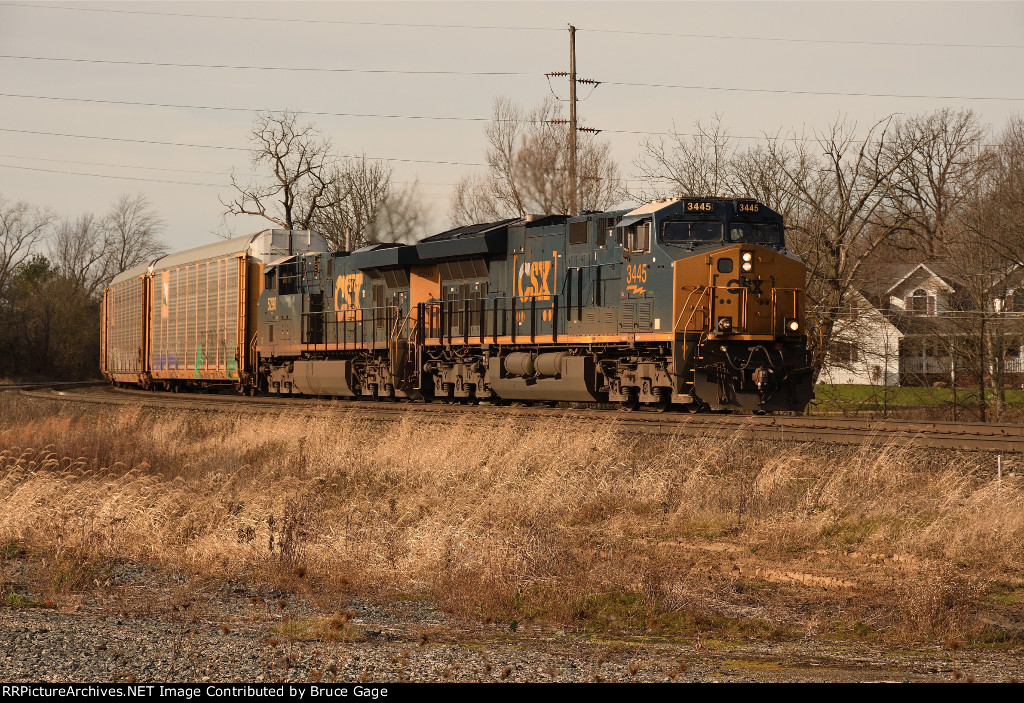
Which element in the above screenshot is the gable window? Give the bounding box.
[909,289,935,316]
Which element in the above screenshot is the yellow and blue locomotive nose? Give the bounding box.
[671,243,806,339]
[670,242,812,412]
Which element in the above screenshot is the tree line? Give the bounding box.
[0,193,166,380]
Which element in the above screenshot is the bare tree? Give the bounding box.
[309,155,393,250]
[882,109,990,260]
[634,114,738,199]
[940,115,1024,421]
[222,110,340,230]
[450,97,621,225]
[450,172,504,225]
[100,193,167,282]
[730,139,809,223]
[983,115,1024,265]
[0,194,54,295]
[49,213,106,297]
[365,180,432,245]
[632,115,806,222]
[768,117,914,379]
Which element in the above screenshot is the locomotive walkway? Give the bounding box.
[19,384,1024,454]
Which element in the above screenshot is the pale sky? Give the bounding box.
[1,0,1022,252]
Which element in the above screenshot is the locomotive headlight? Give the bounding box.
[716,316,733,334]
[741,251,753,262]
[740,251,753,272]
[785,318,800,333]
[741,261,753,272]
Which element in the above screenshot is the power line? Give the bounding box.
[0,127,487,166]
[0,162,225,187]
[0,126,247,151]
[7,3,1019,50]
[0,153,458,185]
[0,153,238,176]
[1,3,559,31]
[0,92,496,123]
[578,27,1024,51]
[3,86,1022,147]
[0,123,1010,161]
[603,81,1024,103]
[0,162,463,193]
[0,54,535,78]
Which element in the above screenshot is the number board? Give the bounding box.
[737,202,760,214]
[684,200,714,213]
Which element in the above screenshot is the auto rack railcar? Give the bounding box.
[101,229,327,391]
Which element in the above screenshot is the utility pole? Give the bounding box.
[568,24,578,216]
[548,25,601,217]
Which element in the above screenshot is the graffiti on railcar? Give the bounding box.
[161,271,170,319]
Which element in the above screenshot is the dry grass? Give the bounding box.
[1,393,1022,644]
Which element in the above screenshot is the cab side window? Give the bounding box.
[628,222,651,253]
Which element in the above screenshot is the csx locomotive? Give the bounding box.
[102,197,813,412]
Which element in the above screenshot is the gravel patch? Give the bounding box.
[2,561,1022,683]
[2,591,1022,683]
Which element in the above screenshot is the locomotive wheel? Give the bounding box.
[621,388,639,412]
[654,389,671,413]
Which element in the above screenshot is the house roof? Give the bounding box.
[884,263,957,295]
[854,263,918,302]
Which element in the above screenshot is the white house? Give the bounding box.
[819,262,1024,386]
[819,290,903,386]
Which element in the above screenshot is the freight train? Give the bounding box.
[101,197,813,412]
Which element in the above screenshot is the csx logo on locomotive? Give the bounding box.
[515,260,552,299]
[515,259,555,322]
[335,272,364,321]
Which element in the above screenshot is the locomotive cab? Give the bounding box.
[615,197,812,412]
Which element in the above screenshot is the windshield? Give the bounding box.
[728,221,782,245]
[661,220,723,244]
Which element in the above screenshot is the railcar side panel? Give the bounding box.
[150,254,242,383]
[102,268,149,384]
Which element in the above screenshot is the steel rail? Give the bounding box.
[14,385,1024,453]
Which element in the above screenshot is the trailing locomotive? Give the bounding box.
[102,197,814,413]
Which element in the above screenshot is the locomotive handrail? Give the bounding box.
[422,294,559,345]
[392,309,410,340]
[770,288,801,335]
[673,286,711,333]
[301,305,400,350]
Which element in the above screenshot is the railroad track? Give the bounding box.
[14,384,1024,453]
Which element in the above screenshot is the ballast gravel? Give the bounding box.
[0,572,1021,683]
